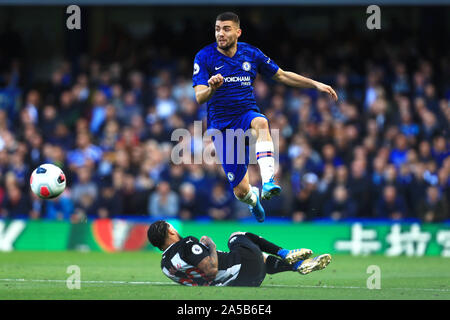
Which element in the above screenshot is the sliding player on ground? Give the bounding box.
[147,220,332,287]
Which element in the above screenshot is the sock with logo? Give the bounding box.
[255,141,275,184]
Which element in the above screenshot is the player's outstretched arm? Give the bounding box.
[194,74,224,104]
[197,236,219,280]
[272,68,338,101]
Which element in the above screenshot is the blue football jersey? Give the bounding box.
[192,42,279,130]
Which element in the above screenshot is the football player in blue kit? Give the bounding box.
[193,12,338,222]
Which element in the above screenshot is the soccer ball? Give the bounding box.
[30,163,67,199]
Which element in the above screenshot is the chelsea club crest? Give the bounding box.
[242,61,251,71]
[193,63,200,75]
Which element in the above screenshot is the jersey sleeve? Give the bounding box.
[181,236,211,267]
[255,48,279,79]
[192,51,210,87]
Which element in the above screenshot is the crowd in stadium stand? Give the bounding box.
[0,17,449,223]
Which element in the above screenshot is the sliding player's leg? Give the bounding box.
[228,231,301,275]
[228,231,331,276]
[250,232,332,275]
[263,253,332,275]
[242,232,313,264]
[250,116,281,200]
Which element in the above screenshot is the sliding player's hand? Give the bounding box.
[208,74,224,90]
[200,236,216,249]
[315,82,338,101]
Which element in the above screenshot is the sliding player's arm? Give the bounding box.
[196,236,219,280]
[193,74,224,104]
[272,68,338,101]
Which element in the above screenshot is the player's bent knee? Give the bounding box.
[229,231,247,240]
[251,117,269,130]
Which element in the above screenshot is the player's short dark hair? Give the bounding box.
[147,220,169,251]
[216,12,240,27]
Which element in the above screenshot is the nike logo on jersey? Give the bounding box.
[215,66,224,70]
[186,239,193,243]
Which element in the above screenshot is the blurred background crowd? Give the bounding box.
[0,6,449,223]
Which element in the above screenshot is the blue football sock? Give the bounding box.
[277,249,289,259]
[293,260,304,271]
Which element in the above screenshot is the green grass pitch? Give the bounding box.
[0,251,449,300]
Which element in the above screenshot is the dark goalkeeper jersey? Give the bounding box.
[160,236,242,286]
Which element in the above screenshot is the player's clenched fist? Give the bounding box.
[200,235,216,249]
[208,74,224,90]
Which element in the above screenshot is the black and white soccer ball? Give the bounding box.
[30,164,66,199]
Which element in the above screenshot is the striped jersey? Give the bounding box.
[161,236,241,286]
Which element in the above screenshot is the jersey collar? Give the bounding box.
[162,242,175,254]
[215,42,241,59]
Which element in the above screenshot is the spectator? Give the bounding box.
[432,136,449,167]
[148,180,179,217]
[121,173,149,215]
[163,163,187,193]
[420,109,440,140]
[321,143,344,168]
[67,132,103,170]
[178,182,198,220]
[41,105,59,138]
[418,140,433,162]
[26,132,45,170]
[317,163,335,197]
[417,186,449,222]
[348,159,371,217]
[208,182,233,220]
[0,184,31,218]
[58,90,80,130]
[323,185,357,220]
[89,91,108,135]
[155,85,177,120]
[94,183,123,218]
[292,189,311,223]
[71,166,98,212]
[389,134,409,169]
[292,173,322,222]
[23,90,40,125]
[375,185,408,220]
[118,91,143,125]
[8,152,29,189]
[44,191,74,220]
[334,165,349,188]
